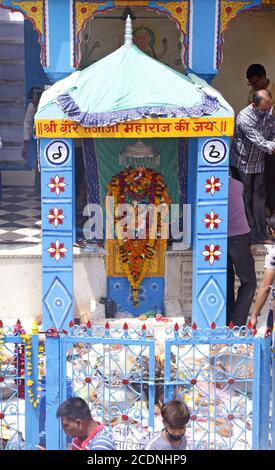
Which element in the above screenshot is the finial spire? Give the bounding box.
[124,15,133,47]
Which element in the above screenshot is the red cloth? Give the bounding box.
[72,422,104,450]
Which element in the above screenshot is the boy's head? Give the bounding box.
[28,87,43,106]
[161,399,190,442]
[267,214,275,239]
[246,64,267,91]
[56,397,92,438]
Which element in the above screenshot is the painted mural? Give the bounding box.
[78,9,184,72]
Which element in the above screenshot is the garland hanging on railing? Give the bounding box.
[0,320,4,370]
[20,322,44,408]
[5,320,45,408]
[20,332,44,409]
[13,320,25,399]
[107,167,171,305]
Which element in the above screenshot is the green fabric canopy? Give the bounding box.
[36,17,233,127]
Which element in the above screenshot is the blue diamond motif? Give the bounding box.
[198,277,225,325]
[44,277,72,329]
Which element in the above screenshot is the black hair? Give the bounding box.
[56,397,91,421]
[161,399,190,429]
[28,86,43,100]
[252,89,272,106]
[268,214,275,232]
[246,64,266,80]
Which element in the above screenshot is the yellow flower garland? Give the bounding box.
[0,322,44,408]
[115,205,159,304]
[107,167,171,305]
[20,322,44,409]
[0,325,4,369]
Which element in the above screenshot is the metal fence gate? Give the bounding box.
[46,323,156,450]
[164,325,272,450]
[0,321,274,450]
[0,321,39,449]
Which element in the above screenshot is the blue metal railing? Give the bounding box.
[0,323,39,450]
[51,323,156,450]
[164,324,271,450]
[0,321,273,450]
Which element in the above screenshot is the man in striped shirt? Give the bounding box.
[246,64,275,217]
[230,89,275,243]
[56,397,116,450]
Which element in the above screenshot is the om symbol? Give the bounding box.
[202,140,227,165]
[45,140,69,165]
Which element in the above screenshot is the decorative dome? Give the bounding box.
[119,140,160,168]
[37,16,233,128]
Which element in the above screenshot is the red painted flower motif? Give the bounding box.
[202,243,222,265]
[204,176,222,196]
[203,210,222,231]
[47,240,68,262]
[48,175,66,196]
[47,207,65,228]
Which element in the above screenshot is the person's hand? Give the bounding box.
[250,244,257,256]
[21,141,28,160]
[250,314,258,329]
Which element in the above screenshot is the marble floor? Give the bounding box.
[0,185,91,245]
[0,186,41,244]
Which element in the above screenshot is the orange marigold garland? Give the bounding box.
[21,323,44,409]
[107,167,171,306]
[0,320,4,370]
[13,320,25,399]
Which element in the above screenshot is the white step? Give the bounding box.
[0,61,25,80]
[0,104,25,123]
[0,250,106,321]
[0,79,25,101]
[0,125,23,142]
[0,147,23,162]
[0,21,24,40]
[0,40,24,60]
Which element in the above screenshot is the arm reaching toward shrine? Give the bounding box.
[251,268,275,329]
[252,220,275,328]
[238,115,275,155]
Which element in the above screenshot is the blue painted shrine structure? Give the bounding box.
[0,0,268,330]
[1,0,274,453]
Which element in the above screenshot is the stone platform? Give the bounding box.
[0,242,269,333]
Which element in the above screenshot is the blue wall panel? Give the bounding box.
[192,136,230,327]
[40,138,74,330]
[108,276,165,317]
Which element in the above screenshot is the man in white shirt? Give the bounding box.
[22,87,43,196]
[251,214,275,329]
